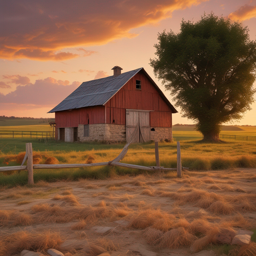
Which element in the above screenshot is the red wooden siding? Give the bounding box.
[55,106,105,128]
[105,71,172,127]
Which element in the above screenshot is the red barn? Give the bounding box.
[49,67,177,143]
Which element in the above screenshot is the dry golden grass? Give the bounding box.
[208,201,234,215]
[0,210,10,226]
[62,190,72,195]
[141,189,155,196]
[0,230,62,255]
[16,152,43,164]
[130,209,175,231]
[208,184,222,190]
[31,204,72,223]
[86,155,95,164]
[53,194,79,206]
[71,219,86,230]
[114,208,130,217]
[189,219,213,235]
[86,238,117,256]
[173,218,190,229]
[143,228,163,245]
[45,156,59,164]
[158,227,196,249]
[190,227,219,253]
[12,212,33,226]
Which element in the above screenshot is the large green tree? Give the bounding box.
[150,14,256,141]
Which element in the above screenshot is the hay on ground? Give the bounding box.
[158,227,196,249]
[45,156,59,164]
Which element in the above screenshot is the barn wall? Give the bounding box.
[105,71,172,127]
[55,106,105,128]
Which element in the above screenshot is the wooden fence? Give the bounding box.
[220,134,256,141]
[0,131,54,139]
[0,141,186,184]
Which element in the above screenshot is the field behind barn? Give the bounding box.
[0,125,256,186]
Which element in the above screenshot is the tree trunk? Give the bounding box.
[197,122,221,142]
[202,132,220,142]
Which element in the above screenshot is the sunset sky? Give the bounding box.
[1,0,256,125]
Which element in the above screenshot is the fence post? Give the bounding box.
[177,141,182,178]
[13,131,14,138]
[26,143,34,185]
[155,141,160,168]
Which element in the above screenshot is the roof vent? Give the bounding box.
[112,66,122,77]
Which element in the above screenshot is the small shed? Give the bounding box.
[49,67,177,143]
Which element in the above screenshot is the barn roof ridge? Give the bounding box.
[48,67,177,113]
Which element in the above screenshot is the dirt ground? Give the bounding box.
[1,168,256,256]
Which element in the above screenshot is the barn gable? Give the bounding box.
[50,67,177,143]
[49,68,177,114]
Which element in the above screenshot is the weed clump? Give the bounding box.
[158,227,196,249]
[0,231,62,255]
[45,156,59,164]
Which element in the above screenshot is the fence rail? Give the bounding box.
[0,131,54,139]
[220,134,256,141]
[0,141,186,184]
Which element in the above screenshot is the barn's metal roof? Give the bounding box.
[49,68,177,113]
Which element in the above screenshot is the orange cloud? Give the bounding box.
[229,5,256,21]
[3,75,30,85]
[0,82,11,88]
[94,71,108,79]
[0,0,207,61]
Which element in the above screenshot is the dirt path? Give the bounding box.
[1,168,256,256]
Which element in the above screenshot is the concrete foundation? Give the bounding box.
[77,124,172,143]
[78,124,126,142]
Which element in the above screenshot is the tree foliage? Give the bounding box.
[150,14,256,141]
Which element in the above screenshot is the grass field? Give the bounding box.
[173,125,256,141]
[0,117,54,126]
[0,124,256,186]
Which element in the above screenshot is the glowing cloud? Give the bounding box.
[0,0,207,61]
[229,5,256,21]
[0,82,11,88]
[94,71,108,79]
[0,78,80,106]
[3,75,30,85]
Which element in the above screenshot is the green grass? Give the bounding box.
[173,125,256,141]
[0,124,256,187]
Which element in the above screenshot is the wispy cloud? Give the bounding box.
[3,75,30,85]
[0,82,11,88]
[0,0,207,61]
[76,48,97,57]
[52,70,67,74]
[94,71,108,79]
[229,5,256,21]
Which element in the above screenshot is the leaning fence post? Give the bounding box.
[155,141,160,168]
[177,141,182,178]
[26,143,34,185]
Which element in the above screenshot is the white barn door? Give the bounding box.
[126,110,150,143]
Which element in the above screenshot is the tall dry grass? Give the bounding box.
[0,231,62,256]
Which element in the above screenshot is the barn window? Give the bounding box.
[84,125,89,137]
[136,80,141,90]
